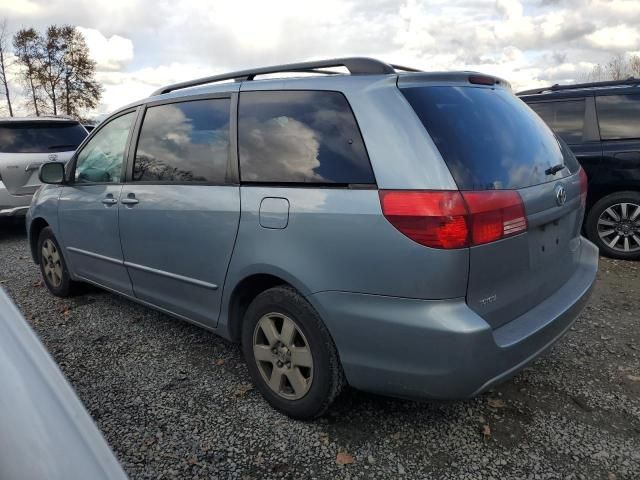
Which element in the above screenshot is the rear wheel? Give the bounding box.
[38,227,81,297]
[586,191,640,260]
[241,286,344,419]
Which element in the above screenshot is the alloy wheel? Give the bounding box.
[41,239,63,288]
[252,312,314,400]
[597,202,640,253]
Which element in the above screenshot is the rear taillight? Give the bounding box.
[378,191,468,248]
[379,190,528,249]
[463,191,527,245]
[578,168,588,208]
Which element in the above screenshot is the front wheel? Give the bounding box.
[37,227,81,297]
[241,286,344,419]
[585,191,640,260]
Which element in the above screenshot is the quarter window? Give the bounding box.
[74,112,135,183]
[238,90,374,184]
[133,99,230,183]
[596,94,640,140]
[528,100,585,144]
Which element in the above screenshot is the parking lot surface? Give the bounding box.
[1,220,639,480]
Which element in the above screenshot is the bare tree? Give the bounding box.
[582,63,606,83]
[630,55,640,78]
[581,53,639,83]
[606,54,629,81]
[0,18,13,116]
[13,28,45,116]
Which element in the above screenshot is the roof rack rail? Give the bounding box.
[391,64,423,73]
[517,77,640,96]
[151,57,419,95]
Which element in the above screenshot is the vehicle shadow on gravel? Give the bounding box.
[0,219,27,240]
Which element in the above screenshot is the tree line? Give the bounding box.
[0,20,101,120]
[582,53,640,83]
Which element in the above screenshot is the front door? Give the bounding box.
[58,110,137,295]
[118,97,240,327]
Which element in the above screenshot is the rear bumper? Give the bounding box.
[311,237,598,399]
[0,181,31,217]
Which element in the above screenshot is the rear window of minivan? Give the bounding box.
[0,122,87,153]
[401,86,571,190]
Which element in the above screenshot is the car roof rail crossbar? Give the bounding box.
[518,77,640,96]
[152,57,407,95]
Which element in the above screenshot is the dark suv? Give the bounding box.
[518,79,640,260]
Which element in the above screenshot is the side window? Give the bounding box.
[596,94,640,140]
[528,100,585,144]
[75,112,135,183]
[238,90,374,184]
[133,98,230,183]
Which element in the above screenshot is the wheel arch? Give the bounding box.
[587,183,640,212]
[29,217,50,264]
[221,267,319,343]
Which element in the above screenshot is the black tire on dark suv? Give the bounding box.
[518,78,640,260]
[585,191,640,260]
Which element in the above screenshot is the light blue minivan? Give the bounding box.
[28,58,598,418]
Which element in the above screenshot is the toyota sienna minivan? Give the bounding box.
[28,58,598,419]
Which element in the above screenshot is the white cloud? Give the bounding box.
[0,0,41,15]
[93,63,218,115]
[1,0,640,117]
[77,27,134,71]
[587,25,640,51]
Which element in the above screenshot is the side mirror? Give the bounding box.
[39,162,66,185]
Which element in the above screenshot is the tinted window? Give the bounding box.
[401,86,569,190]
[238,90,374,184]
[596,94,640,140]
[528,100,585,144]
[75,112,135,184]
[0,122,87,153]
[133,99,230,183]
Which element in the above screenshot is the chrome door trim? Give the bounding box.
[66,247,123,265]
[123,261,219,290]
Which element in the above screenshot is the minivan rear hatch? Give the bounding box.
[400,78,585,329]
[0,121,86,195]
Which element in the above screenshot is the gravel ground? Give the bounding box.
[1,219,639,480]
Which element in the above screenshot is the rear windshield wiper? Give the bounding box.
[545,163,566,176]
[48,144,78,150]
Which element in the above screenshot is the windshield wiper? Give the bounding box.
[48,144,78,150]
[545,163,566,176]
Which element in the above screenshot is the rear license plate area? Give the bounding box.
[528,216,571,270]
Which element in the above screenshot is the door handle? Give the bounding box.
[101,196,117,206]
[121,193,139,206]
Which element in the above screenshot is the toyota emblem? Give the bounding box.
[48,153,58,162]
[555,184,567,206]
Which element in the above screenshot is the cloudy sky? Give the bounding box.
[1,0,639,117]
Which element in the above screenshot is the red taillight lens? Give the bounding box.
[578,168,588,208]
[379,191,468,248]
[462,191,528,245]
[379,190,528,249]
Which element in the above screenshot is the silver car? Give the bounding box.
[0,116,87,217]
[28,58,599,419]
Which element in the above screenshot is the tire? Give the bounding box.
[585,191,640,260]
[37,227,81,297]
[241,286,344,419]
